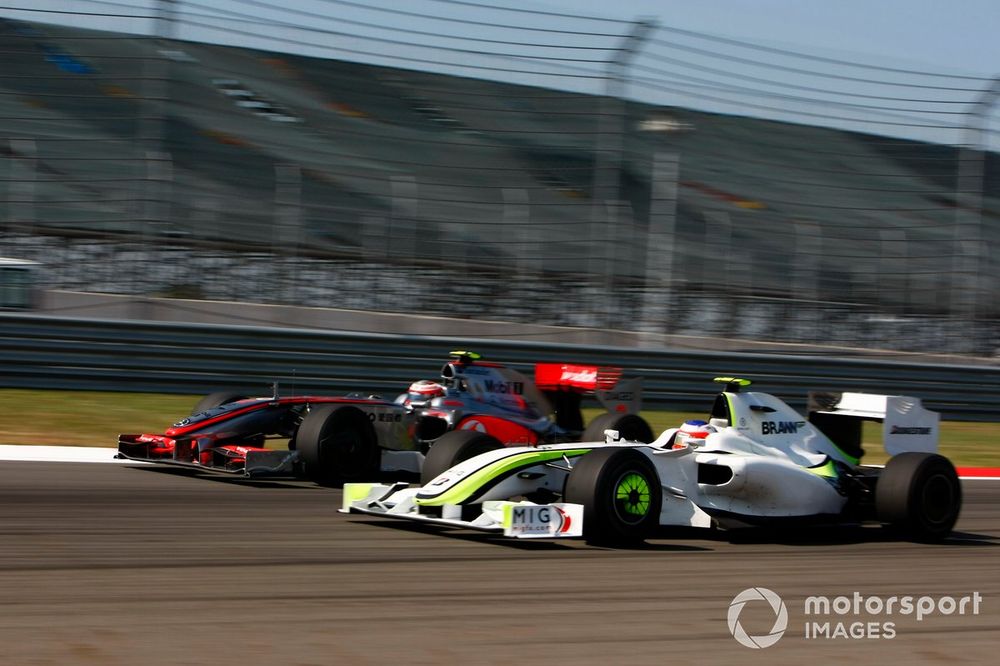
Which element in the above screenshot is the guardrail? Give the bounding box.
[1,314,998,421]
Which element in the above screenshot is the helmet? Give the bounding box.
[403,379,445,406]
[673,419,716,449]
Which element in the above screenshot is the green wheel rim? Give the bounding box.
[614,471,652,522]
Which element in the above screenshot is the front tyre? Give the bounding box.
[581,413,654,444]
[296,405,379,484]
[420,430,503,486]
[564,448,661,545]
[876,452,961,542]
[191,391,248,415]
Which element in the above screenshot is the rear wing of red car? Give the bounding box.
[534,364,642,430]
[534,364,622,393]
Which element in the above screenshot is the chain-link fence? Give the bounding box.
[1,2,998,353]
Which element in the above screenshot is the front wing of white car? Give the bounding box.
[341,482,585,538]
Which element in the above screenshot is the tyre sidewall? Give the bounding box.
[296,405,379,483]
[191,391,248,416]
[582,413,654,444]
[565,448,661,545]
[420,429,503,486]
[876,452,961,541]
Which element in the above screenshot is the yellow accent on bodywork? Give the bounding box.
[498,501,538,528]
[804,459,838,478]
[344,483,376,503]
[713,377,752,387]
[415,449,591,506]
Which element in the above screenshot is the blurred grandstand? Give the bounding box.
[0,5,998,354]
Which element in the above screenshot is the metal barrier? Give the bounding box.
[1,313,998,421]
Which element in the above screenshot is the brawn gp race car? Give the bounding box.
[116,351,652,483]
[342,377,962,544]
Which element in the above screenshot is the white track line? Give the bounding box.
[0,445,144,464]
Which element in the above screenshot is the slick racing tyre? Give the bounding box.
[420,430,503,486]
[296,405,379,484]
[582,413,654,444]
[876,452,961,542]
[564,448,662,545]
[191,391,248,415]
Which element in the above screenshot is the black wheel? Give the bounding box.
[420,430,503,486]
[296,405,379,484]
[582,413,654,444]
[876,452,961,542]
[564,448,662,545]
[191,391,248,416]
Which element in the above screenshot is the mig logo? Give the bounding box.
[728,587,788,649]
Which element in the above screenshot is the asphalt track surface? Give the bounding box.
[0,462,997,665]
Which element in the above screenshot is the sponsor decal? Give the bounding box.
[460,419,488,433]
[890,425,933,435]
[368,412,403,423]
[560,369,597,384]
[761,420,806,435]
[137,434,173,444]
[482,380,524,395]
[508,505,573,536]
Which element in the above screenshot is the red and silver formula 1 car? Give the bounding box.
[116,351,653,482]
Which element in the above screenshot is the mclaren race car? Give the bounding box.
[342,377,962,544]
[116,351,652,482]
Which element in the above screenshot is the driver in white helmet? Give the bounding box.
[398,379,446,408]
[672,419,717,449]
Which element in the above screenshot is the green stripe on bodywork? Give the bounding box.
[726,394,737,423]
[829,442,861,466]
[804,459,838,478]
[415,448,591,506]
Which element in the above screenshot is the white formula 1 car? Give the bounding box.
[342,378,961,544]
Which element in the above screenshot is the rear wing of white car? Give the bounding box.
[807,391,940,459]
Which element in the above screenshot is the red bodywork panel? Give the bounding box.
[457,415,539,446]
[165,395,383,437]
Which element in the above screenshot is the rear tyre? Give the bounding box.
[876,452,961,542]
[191,391,248,415]
[420,430,503,486]
[296,405,379,484]
[582,413,654,444]
[564,448,661,545]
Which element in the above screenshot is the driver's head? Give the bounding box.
[404,379,445,406]
[673,419,716,449]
